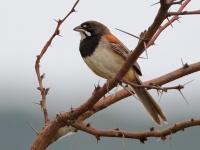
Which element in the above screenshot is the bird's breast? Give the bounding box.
[83,37,125,79]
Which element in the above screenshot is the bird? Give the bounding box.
[73,20,167,125]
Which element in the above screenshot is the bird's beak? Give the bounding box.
[73,25,83,32]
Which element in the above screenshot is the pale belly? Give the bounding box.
[83,46,125,79]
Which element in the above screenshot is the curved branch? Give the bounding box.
[72,118,200,141]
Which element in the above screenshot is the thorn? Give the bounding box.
[95,135,100,142]
[150,1,160,6]
[150,127,154,131]
[167,17,173,28]
[93,80,101,93]
[140,137,147,144]
[158,91,164,103]
[40,73,45,80]
[181,58,189,68]
[53,19,59,23]
[27,121,39,135]
[191,118,194,122]
[157,89,160,96]
[94,83,101,91]
[32,102,40,105]
[114,128,119,131]
[183,79,195,86]
[139,56,148,59]
[177,18,181,23]
[57,34,63,37]
[157,137,161,142]
[115,28,144,41]
[45,88,50,94]
[181,58,184,66]
[86,123,90,127]
[178,89,189,105]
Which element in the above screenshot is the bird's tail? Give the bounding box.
[130,78,168,126]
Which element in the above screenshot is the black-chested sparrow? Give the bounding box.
[74,20,167,125]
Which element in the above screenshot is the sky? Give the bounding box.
[0,0,200,149]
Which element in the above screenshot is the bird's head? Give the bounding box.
[73,20,110,40]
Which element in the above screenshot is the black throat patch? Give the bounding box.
[79,34,102,58]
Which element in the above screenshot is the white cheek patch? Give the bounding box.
[77,28,91,40]
[83,30,91,37]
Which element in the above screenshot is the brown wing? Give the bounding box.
[104,34,142,76]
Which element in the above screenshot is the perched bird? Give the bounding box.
[73,20,167,125]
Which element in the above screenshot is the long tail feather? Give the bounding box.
[131,79,168,125]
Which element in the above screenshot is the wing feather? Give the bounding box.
[104,34,142,76]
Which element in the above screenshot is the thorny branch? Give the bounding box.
[121,78,185,92]
[147,0,191,48]
[34,0,79,126]
[71,118,200,142]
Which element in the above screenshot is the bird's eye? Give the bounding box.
[88,26,92,29]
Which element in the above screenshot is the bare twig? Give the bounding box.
[147,0,191,48]
[34,0,79,126]
[121,79,185,92]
